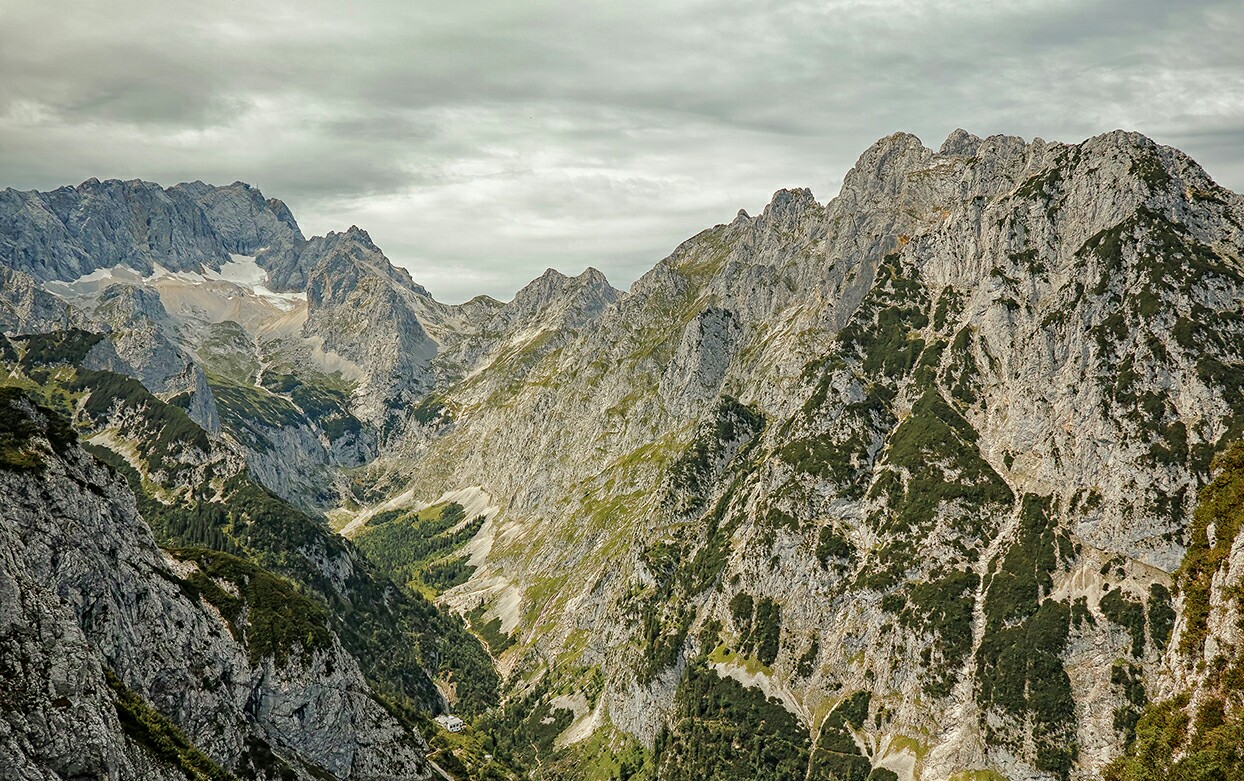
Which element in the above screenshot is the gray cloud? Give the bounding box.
[1,0,1241,301]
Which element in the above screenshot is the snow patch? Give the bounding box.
[206,255,269,287]
[201,255,306,311]
[70,266,117,284]
[44,264,142,296]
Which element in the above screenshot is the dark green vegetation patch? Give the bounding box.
[976,495,1077,780]
[354,502,484,597]
[655,660,810,781]
[16,328,104,369]
[0,386,77,470]
[170,547,333,667]
[729,592,783,666]
[809,691,872,781]
[1099,589,1147,659]
[72,369,212,475]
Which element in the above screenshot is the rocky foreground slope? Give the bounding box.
[2,129,1243,781]
[0,386,431,780]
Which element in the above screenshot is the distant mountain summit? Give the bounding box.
[0,178,302,284]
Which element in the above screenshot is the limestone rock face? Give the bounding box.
[3,129,1244,781]
[170,180,305,290]
[0,394,430,780]
[0,266,72,336]
[659,306,741,418]
[388,129,1244,781]
[435,266,621,402]
[490,266,620,334]
[0,178,222,280]
[301,227,440,428]
[0,178,303,285]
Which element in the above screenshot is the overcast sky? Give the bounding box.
[2,1,1242,302]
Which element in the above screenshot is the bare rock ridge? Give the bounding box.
[0,179,301,284]
[2,128,1244,781]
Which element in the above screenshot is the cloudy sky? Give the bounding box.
[2,0,1242,302]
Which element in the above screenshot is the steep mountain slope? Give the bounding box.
[363,129,1244,780]
[0,386,430,780]
[435,267,622,407]
[299,227,442,428]
[0,266,73,335]
[1105,442,1244,779]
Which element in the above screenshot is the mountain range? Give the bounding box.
[2,128,1243,781]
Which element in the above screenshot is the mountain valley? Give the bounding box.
[2,129,1244,781]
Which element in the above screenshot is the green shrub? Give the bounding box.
[655,660,810,781]
[1100,589,1147,658]
[816,527,854,567]
[796,640,820,678]
[1146,583,1175,651]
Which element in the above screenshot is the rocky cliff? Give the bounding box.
[0,178,300,283]
[1104,442,1244,778]
[0,386,431,780]
[372,129,1244,781]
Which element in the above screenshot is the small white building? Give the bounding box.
[434,714,465,733]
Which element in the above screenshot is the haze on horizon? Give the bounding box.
[1,0,1242,303]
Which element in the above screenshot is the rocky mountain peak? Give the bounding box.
[843,131,934,189]
[501,264,620,325]
[302,227,428,305]
[300,228,439,427]
[533,266,569,285]
[265,196,299,233]
[341,224,375,244]
[939,127,982,156]
[761,187,819,218]
[576,265,611,288]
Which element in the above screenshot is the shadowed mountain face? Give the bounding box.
[2,129,1243,781]
[0,178,303,284]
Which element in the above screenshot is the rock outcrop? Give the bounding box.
[0,266,72,336]
[87,283,220,432]
[0,388,430,780]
